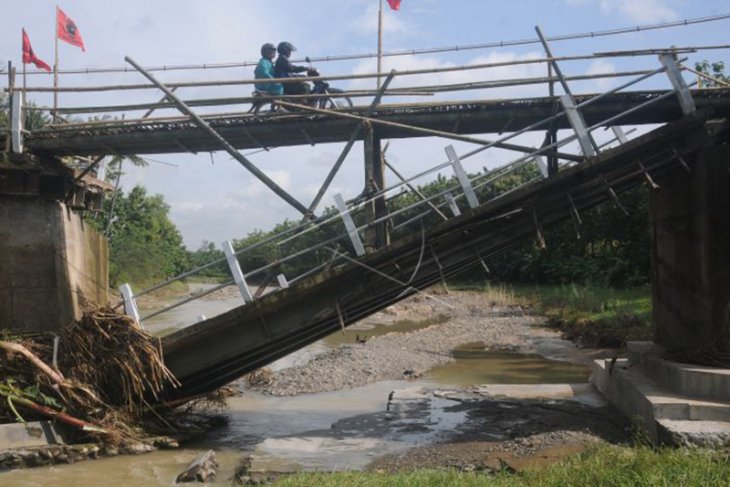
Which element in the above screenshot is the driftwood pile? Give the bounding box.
[0,306,180,444]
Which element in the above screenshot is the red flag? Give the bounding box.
[386,0,401,10]
[22,28,51,72]
[57,7,85,52]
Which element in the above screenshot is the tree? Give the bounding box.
[188,240,227,277]
[97,185,189,287]
[0,92,8,129]
[695,60,729,88]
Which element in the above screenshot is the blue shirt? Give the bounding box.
[254,58,283,95]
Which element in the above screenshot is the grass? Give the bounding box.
[271,446,730,486]
[447,281,651,346]
[510,283,652,347]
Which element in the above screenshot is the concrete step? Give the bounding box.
[591,358,730,445]
[657,420,730,448]
[627,342,730,403]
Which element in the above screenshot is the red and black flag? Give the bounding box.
[22,28,51,72]
[386,0,401,11]
[57,6,85,51]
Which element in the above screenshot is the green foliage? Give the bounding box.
[483,184,650,287]
[188,240,228,277]
[512,283,652,347]
[222,160,649,289]
[0,92,50,131]
[695,60,729,88]
[91,185,189,287]
[24,102,51,131]
[232,215,337,281]
[272,446,730,486]
[0,92,8,129]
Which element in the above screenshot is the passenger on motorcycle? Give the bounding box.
[254,43,283,96]
[274,41,311,96]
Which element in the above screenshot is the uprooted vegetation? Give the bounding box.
[0,307,215,447]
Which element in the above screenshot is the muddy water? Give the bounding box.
[4,291,592,486]
[424,342,591,387]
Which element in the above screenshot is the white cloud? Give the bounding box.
[350,2,410,35]
[569,0,679,23]
[348,49,554,102]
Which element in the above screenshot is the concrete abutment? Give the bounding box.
[592,146,730,445]
[0,197,108,333]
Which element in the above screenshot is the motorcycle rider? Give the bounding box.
[274,41,311,97]
[254,43,283,96]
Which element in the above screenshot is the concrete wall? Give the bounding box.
[650,147,730,352]
[0,197,108,332]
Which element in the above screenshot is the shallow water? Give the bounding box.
[3,293,593,485]
[323,314,450,347]
[423,342,591,387]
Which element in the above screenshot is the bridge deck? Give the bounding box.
[16,90,730,156]
[159,110,728,399]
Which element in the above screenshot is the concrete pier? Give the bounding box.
[592,146,730,445]
[650,146,730,352]
[0,197,108,332]
[0,155,110,333]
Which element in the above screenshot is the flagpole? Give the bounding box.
[377,0,383,89]
[53,5,59,121]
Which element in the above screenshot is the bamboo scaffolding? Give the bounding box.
[30,69,650,116]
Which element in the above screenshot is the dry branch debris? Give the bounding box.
[0,306,181,444]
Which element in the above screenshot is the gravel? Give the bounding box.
[253,291,582,396]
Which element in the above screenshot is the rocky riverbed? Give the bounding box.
[250,290,608,396]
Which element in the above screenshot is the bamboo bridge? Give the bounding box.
[3,31,730,403]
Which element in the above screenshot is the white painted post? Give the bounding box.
[11,91,24,154]
[611,126,628,144]
[119,283,141,324]
[560,94,596,158]
[276,273,289,289]
[659,53,695,116]
[334,193,366,257]
[444,193,461,217]
[222,240,253,303]
[445,145,479,209]
[96,158,107,182]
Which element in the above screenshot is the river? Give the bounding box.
[3,285,593,486]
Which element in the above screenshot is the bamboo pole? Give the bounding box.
[125,55,311,217]
[12,49,691,94]
[0,340,66,385]
[377,0,383,90]
[5,61,12,153]
[53,5,59,122]
[37,69,651,116]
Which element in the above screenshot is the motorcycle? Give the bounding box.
[307,66,353,110]
[249,60,352,114]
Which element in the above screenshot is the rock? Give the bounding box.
[176,449,218,483]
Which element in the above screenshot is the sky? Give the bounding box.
[2,0,729,249]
